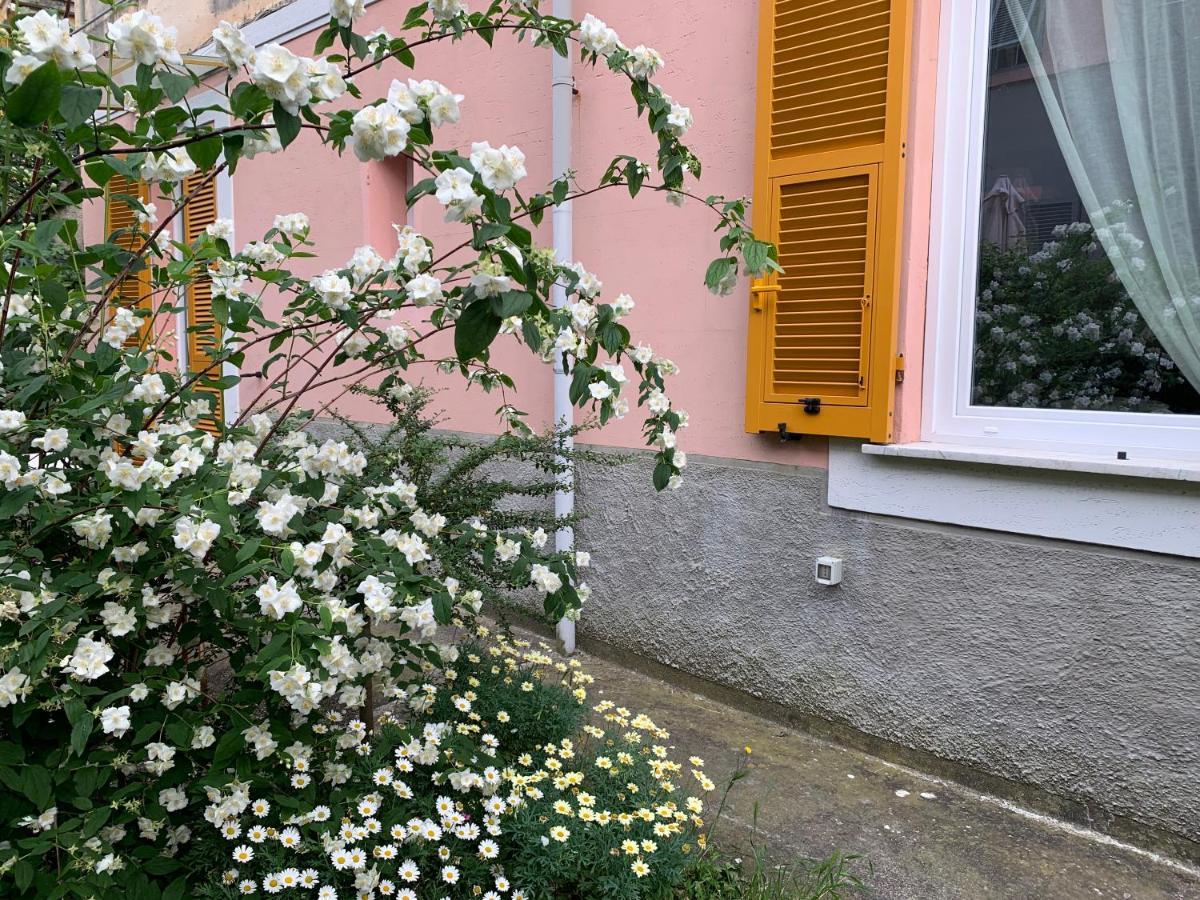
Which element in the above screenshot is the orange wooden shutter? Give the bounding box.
[180,171,224,434]
[745,0,913,442]
[103,174,153,351]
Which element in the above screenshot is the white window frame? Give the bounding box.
[173,96,239,426]
[196,0,383,54]
[923,0,1200,463]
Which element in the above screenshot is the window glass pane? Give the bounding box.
[971,1,1200,414]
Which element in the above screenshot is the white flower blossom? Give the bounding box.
[405,274,444,306]
[430,0,469,22]
[140,149,197,184]
[627,45,664,80]
[252,44,311,114]
[14,11,95,75]
[311,270,354,310]
[529,563,563,594]
[107,10,181,67]
[665,102,693,137]
[63,635,114,681]
[0,410,28,432]
[100,705,131,737]
[205,218,235,242]
[469,141,528,191]
[579,13,620,57]
[350,103,411,162]
[392,225,431,274]
[0,667,29,707]
[434,168,484,222]
[330,0,366,27]
[211,21,254,69]
[256,493,302,536]
[172,516,221,560]
[257,576,304,620]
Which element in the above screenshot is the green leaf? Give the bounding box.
[314,26,337,54]
[81,805,111,839]
[597,322,628,355]
[744,239,777,277]
[627,162,645,197]
[490,291,532,318]
[157,71,194,103]
[186,135,223,170]
[22,765,52,808]
[403,3,429,28]
[653,461,674,491]
[33,218,63,251]
[43,141,80,185]
[273,102,302,148]
[73,765,99,799]
[568,362,594,405]
[135,63,155,94]
[59,83,102,128]
[474,222,511,245]
[704,257,736,293]
[223,134,244,174]
[84,158,116,189]
[236,537,262,563]
[8,61,62,128]
[63,697,86,727]
[405,177,437,205]
[14,860,33,892]
[153,105,190,134]
[521,316,543,352]
[70,713,93,757]
[212,729,244,768]
[143,856,181,876]
[454,298,502,362]
[229,82,269,120]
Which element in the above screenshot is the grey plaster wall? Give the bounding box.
[573,451,1200,845]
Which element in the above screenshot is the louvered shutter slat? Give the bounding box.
[104,174,153,350]
[745,0,912,441]
[181,172,224,434]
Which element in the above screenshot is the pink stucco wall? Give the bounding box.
[393,0,835,466]
[92,0,942,466]
[895,0,940,444]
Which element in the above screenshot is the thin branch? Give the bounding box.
[346,22,574,78]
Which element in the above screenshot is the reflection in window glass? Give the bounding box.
[971,1,1200,414]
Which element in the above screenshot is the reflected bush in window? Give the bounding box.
[972,225,1197,412]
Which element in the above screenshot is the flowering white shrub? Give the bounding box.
[195,630,714,899]
[974,222,1196,412]
[0,2,773,895]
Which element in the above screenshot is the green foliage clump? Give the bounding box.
[335,384,621,617]
[422,639,587,754]
[973,228,1198,412]
[680,848,868,900]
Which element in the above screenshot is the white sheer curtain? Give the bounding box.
[1004,0,1200,394]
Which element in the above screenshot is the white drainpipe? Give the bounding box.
[552,0,576,654]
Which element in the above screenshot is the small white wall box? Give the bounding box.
[815,556,844,586]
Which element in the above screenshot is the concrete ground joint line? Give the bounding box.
[874,757,1200,880]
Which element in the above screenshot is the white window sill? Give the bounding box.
[829,439,1200,558]
[861,442,1200,484]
